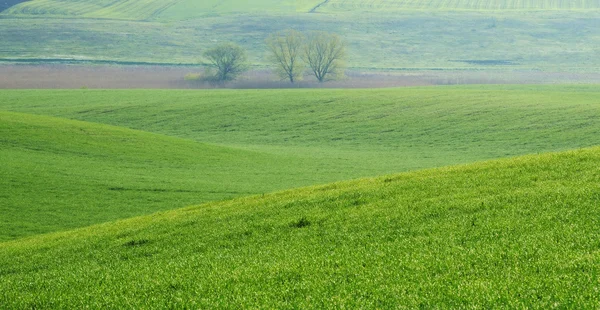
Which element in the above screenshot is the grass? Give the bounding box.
[3,0,182,20]
[0,111,365,241]
[23,0,586,21]
[159,0,322,18]
[1,146,599,307]
[319,0,600,11]
[5,0,599,20]
[2,86,599,157]
[2,0,323,20]
[1,2,600,71]
[1,85,599,241]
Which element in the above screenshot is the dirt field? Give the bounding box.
[1,64,599,89]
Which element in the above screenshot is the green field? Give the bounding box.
[320,0,600,11]
[1,0,180,20]
[1,0,599,71]
[0,110,362,241]
[1,146,599,307]
[2,0,322,20]
[2,85,600,305]
[4,0,599,20]
[1,86,600,241]
[2,0,600,305]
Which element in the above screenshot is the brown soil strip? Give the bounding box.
[1,64,599,89]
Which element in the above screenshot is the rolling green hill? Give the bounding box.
[2,0,180,20]
[1,86,599,160]
[1,0,599,71]
[4,0,599,20]
[1,0,322,20]
[0,111,365,241]
[150,0,321,19]
[1,86,599,241]
[1,146,599,307]
[319,0,600,11]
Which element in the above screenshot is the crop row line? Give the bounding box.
[2,0,181,20]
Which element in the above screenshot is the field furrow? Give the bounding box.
[2,0,181,20]
[3,0,600,20]
[1,0,324,19]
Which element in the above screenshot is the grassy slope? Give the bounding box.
[1,86,599,163]
[20,0,594,20]
[2,0,321,20]
[1,147,599,307]
[0,0,179,20]
[1,1,599,71]
[0,111,360,241]
[1,86,599,240]
[5,0,599,20]
[320,0,600,11]
[160,0,321,18]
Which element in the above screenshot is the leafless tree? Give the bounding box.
[266,30,305,83]
[304,31,346,82]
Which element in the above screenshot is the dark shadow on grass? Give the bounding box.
[290,217,311,229]
[122,239,150,247]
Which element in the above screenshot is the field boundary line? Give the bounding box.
[309,0,329,13]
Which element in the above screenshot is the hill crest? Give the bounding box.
[1,146,599,307]
[3,0,600,21]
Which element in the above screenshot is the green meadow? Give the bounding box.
[1,146,599,307]
[1,85,600,306]
[2,0,600,307]
[1,0,600,71]
[1,0,321,20]
[0,111,359,241]
[4,0,599,20]
[1,85,600,242]
[319,0,600,11]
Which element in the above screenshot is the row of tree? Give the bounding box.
[203,30,346,83]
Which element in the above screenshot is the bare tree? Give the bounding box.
[304,31,346,83]
[266,30,305,83]
[204,43,249,82]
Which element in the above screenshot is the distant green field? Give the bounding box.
[4,0,599,21]
[2,86,598,157]
[160,0,321,19]
[1,86,600,241]
[2,0,322,20]
[1,146,599,307]
[320,0,600,11]
[2,0,179,20]
[1,0,599,71]
[1,10,598,71]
